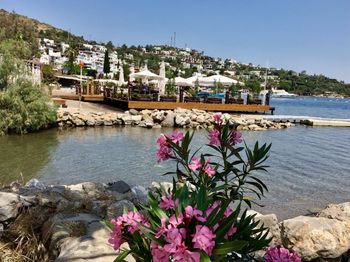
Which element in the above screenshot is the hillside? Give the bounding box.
[0,9,349,96]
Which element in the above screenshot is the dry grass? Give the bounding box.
[0,207,52,262]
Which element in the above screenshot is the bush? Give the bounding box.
[105,114,280,261]
[0,80,57,135]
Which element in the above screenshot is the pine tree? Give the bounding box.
[103,50,110,74]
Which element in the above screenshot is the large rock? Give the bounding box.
[107,200,135,220]
[161,111,175,127]
[280,216,350,260]
[318,202,350,221]
[0,192,23,222]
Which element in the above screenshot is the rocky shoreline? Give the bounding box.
[56,108,295,131]
[1,179,350,261]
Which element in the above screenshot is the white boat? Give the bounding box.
[271,88,297,98]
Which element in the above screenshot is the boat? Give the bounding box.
[270,88,297,98]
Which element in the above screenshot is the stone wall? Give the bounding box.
[56,108,295,131]
[1,179,350,261]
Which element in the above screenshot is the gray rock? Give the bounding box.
[0,192,22,222]
[129,109,139,115]
[107,200,135,220]
[25,178,47,190]
[131,186,148,204]
[82,182,109,200]
[161,111,175,127]
[107,181,131,194]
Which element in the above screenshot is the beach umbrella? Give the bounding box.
[129,69,164,80]
[158,61,166,95]
[174,76,193,87]
[199,74,241,86]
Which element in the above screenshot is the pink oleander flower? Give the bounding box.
[151,241,169,262]
[157,134,168,146]
[230,131,243,145]
[169,213,184,227]
[264,245,302,262]
[156,143,172,163]
[213,113,223,124]
[203,163,216,177]
[108,223,123,250]
[206,201,220,216]
[209,129,220,145]
[192,225,215,255]
[224,226,237,239]
[117,211,149,234]
[160,195,177,210]
[184,205,206,222]
[173,243,200,262]
[156,218,168,238]
[188,156,202,171]
[224,207,233,217]
[169,129,184,143]
[164,227,186,253]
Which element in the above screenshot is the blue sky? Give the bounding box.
[1,0,349,82]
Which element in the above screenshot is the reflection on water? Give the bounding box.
[0,131,58,185]
[0,125,349,219]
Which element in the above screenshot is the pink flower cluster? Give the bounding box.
[151,205,215,262]
[209,113,243,147]
[264,245,302,262]
[150,200,238,261]
[156,130,184,163]
[108,211,149,250]
[188,157,216,177]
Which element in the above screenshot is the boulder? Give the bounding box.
[0,192,23,222]
[318,202,350,222]
[161,111,175,127]
[129,109,139,115]
[107,200,135,220]
[280,216,350,260]
[25,179,47,190]
[131,186,148,204]
[107,181,131,194]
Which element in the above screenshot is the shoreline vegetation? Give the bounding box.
[1,178,350,261]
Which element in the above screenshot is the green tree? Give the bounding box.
[64,44,79,74]
[42,64,56,84]
[103,49,110,74]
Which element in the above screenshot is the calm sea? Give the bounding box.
[0,97,349,219]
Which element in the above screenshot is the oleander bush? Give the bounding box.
[106,113,301,261]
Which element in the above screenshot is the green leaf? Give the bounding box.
[213,240,248,255]
[114,249,131,262]
[200,251,212,262]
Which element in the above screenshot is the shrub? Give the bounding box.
[105,113,280,261]
[0,80,57,135]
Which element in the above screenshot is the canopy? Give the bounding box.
[174,76,193,87]
[129,69,164,80]
[186,74,206,83]
[199,75,241,86]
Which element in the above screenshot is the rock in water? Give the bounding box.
[107,181,131,194]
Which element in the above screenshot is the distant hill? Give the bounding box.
[0,8,85,56]
[0,8,349,96]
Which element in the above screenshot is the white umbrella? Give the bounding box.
[199,75,243,86]
[129,69,165,80]
[118,65,125,86]
[174,76,193,87]
[186,73,206,83]
[158,61,166,95]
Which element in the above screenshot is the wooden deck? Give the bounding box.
[128,101,273,113]
[53,95,274,114]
